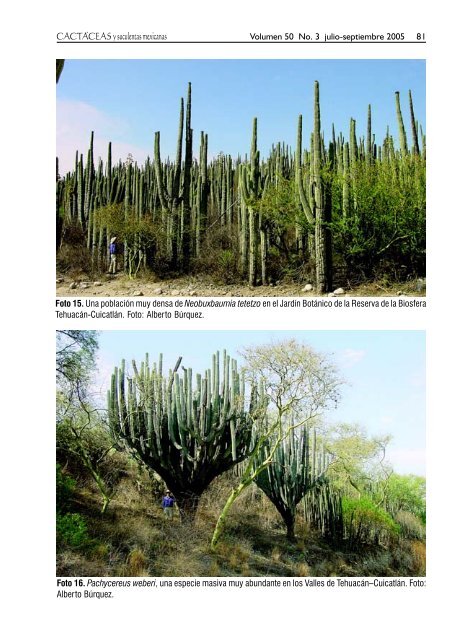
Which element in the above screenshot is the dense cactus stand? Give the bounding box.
[57,82,425,289]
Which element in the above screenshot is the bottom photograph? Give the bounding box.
[56,330,425,578]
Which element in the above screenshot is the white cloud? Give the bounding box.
[338,348,366,368]
[56,99,151,175]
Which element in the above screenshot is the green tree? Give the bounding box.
[381,474,426,522]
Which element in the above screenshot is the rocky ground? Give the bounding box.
[56,272,426,297]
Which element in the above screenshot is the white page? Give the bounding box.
[4,1,467,637]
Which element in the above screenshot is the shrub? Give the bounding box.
[342,496,400,547]
[56,243,92,276]
[194,228,242,283]
[56,464,76,513]
[331,157,426,282]
[57,513,89,547]
[93,204,165,278]
[394,510,426,540]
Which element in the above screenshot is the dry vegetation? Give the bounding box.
[57,463,425,578]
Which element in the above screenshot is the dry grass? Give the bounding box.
[127,548,149,576]
[294,561,311,577]
[410,541,426,575]
[57,466,426,578]
[271,547,282,562]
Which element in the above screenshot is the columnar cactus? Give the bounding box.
[295,114,314,227]
[342,142,350,218]
[366,104,373,167]
[239,118,262,286]
[395,91,408,155]
[195,132,209,257]
[302,480,343,542]
[408,90,420,156]
[108,350,259,519]
[313,81,333,293]
[154,83,193,268]
[56,79,425,288]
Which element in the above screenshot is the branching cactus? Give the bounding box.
[108,350,259,519]
[154,83,193,268]
[254,427,333,540]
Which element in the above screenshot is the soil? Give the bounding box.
[56,271,426,297]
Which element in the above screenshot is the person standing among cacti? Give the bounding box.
[162,490,175,519]
[108,236,117,274]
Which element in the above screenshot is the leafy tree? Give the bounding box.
[380,474,426,523]
[56,331,115,513]
[56,329,97,405]
[323,422,392,498]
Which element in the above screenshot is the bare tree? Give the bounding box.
[210,339,342,549]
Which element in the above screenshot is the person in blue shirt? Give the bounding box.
[108,236,117,274]
[162,490,175,519]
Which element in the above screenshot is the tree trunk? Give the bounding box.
[284,512,296,542]
[211,483,245,549]
[173,492,201,522]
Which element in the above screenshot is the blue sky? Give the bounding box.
[56,59,425,175]
[92,330,425,476]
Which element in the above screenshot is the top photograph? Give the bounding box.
[56,59,425,298]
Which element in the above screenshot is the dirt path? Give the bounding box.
[56,272,425,297]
